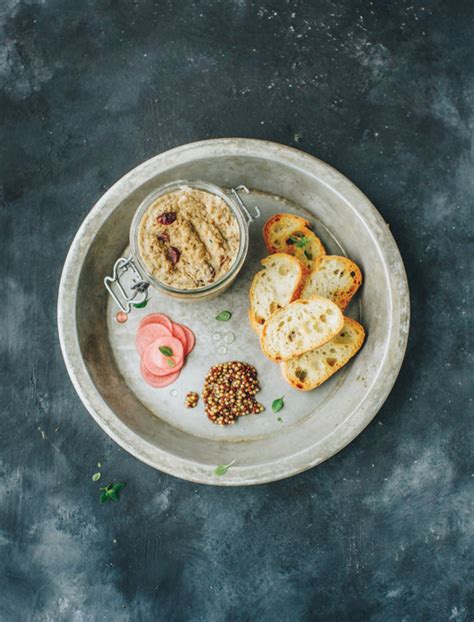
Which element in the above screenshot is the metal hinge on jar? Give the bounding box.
[104,257,150,314]
[104,184,259,312]
[230,185,261,222]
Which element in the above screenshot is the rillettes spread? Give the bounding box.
[137,187,240,290]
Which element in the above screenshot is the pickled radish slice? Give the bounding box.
[138,313,173,333]
[178,324,195,354]
[142,337,184,375]
[135,323,171,357]
[171,323,188,350]
[142,344,184,376]
[140,359,180,388]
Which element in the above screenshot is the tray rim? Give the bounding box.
[57,138,410,486]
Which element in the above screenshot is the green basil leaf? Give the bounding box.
[295,236,309,248]
[166,358,176,368]
[133,297,149,309]
[277,417,283,423]
[214,460,236,476]
[215,310,232,322]
[304,250,313,260]
[159,346,173,357]
[99,482,126,503]
[92,472,101,482]
[272,397,284,413]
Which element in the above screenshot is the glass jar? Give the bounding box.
[105,180,260,312]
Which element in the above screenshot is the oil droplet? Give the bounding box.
[217,345,227,355]
[116,311,128,324]
[212,332,222,341]
[224,332,235,344]
[170,389,178,397]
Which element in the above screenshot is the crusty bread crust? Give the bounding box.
[263,213,310,253]
[260,295,344,362]
[263,213,326,271]
[302,255,362,311]
[280,317,366,390]
[248,253,306,336]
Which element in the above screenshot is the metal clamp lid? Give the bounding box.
[104,256,150,314]
[230,185,261,223]
[104,183,259,313]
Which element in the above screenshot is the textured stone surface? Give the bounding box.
[1,1,472,620]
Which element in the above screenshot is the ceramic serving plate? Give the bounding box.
[57,139,410,486]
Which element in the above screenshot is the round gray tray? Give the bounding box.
[58,139,410,485]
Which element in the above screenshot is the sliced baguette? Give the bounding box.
[263,213,326,271]
[260,295,344,362]
[249,253,305,336]
[302,255,362,311]
[281,317,365,390]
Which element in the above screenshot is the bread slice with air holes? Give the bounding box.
[301,255,363,311]
[260,295,344,362]
[280,317,365,390]
[263,213,326,271]
[249,253,306,337]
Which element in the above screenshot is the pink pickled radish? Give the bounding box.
[171,323,188,351]
[140,358,180,388]
[142,337,184,375]
[135,323,171,357]
[138,313,173,333]
[178,324,195,354]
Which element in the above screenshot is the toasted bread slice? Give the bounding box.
[301,255,362,311]
[263,213,326,271]
[260,295,344,362]
[281,317,365,390]
[249,253,305,337]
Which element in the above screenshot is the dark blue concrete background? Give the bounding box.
[1,1,473,620]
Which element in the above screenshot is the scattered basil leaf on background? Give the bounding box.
[272,397,284,413]
[92,472,101,482]
[216,310,232,322]
[97,462,102,468]
[214,460,236,476]
[159,346,173,357]
[100,482,126,503]
[277,417,283,423]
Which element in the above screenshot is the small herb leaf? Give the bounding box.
[304,250,313,260]
[272,397,284,413]
[277,417,283,423]
[133,297,149,309]
[295,236,310,248]
[288,234,310,248]
[159,346,173,357]
[92,472,101,482]
[214,460,236,476]
[216,310,232,322]
[166,358,176,368]
[99,482,126,503]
